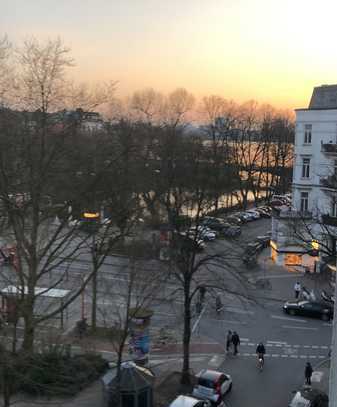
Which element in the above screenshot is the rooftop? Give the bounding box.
[308,84,337,109]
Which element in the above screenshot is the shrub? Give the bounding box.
[18,352,108,396]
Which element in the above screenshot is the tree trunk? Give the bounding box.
[181,286,191,384]
[22,310,35,352]
[91,268,97,331]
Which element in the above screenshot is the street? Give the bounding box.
[0,217,331,406]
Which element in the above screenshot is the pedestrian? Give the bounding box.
[305,362,313,385]
[232,331,240,355]
[294,282,301,299]
[226,330,232,352]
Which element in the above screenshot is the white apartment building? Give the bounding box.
[271,85,337,282]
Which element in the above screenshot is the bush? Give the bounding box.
[18,352,108,397]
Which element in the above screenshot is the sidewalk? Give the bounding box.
[245,249,333,303]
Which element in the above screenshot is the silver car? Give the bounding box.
[192,369,232,405]
[169,395,211,407]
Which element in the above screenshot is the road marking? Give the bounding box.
[282,325,318,331]
[225,307,254,315]
[267,340,288,344]
[321,346,328,349]
[271,315,307,323]
[206,318,247,325]
[192,304,207,334]
[323,323,332,327]
[208,355,224,368]
[312,345,319,349]
[271,354,279,357]
[300,355,306,359]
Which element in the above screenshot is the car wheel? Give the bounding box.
[321,313,330,321]
[289,309,296,316]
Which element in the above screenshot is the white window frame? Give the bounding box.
[304,124,312,144]
[302,158,310,178]
[300,191,309,212]
[332,198,337,217]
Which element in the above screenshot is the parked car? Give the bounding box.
[254,208,271,218]
[283,300,333,321]
[192,369,232,405]
[221,225,241,238]
[234,212,252,222]
[246,241,263,255]
[321,290,335,304]
[246,209,260,220]
[289,387,328,407]
[169,395,211,407]
[201,217,231,232]
[225,215,242,225]
[188,226,217,241]
[255,235,270,248]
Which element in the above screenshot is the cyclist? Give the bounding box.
[256,342,266,364]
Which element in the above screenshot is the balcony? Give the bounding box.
[273,207,312,220]
[321,142,337,155]
[320,175,337,190]
[321,214,337,227]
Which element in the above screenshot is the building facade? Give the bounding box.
[271,85,337,283]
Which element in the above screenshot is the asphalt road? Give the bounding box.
[186,219,333,407]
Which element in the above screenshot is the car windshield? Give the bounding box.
[198,377,214,389]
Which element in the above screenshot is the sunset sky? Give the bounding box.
[3,0,337,109]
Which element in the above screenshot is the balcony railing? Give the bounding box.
[320,175,337,190]
[321,143,337,154]
[273,208,312,219]
[321,214,337,227]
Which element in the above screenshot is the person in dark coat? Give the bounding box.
[305,362,313,385]
[231,331,240,355]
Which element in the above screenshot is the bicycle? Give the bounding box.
[257,354,264,371]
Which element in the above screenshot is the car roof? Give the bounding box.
[169,395,202,407]
[289,388,328,407]
[197,369,223,382]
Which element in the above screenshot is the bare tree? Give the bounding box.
[0,37,117,352]
[95,248,163,407]
[131,87,164,123]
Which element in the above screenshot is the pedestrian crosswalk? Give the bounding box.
[228,338,330,360]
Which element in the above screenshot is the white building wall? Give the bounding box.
[293,109,337,216]
[272,106,337,268]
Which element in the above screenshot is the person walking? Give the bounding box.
[305,362,313,385]
[226,330,232,352]
[232,331,240,355]
[294,282,301,299]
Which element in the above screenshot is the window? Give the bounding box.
[332,199,337,217]
[304,124,312,144]
[302,158,310,178]
[300,192,309,212]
